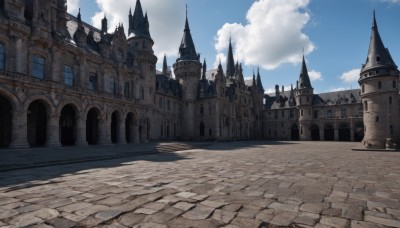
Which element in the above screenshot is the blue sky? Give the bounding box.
[68,0,400,93]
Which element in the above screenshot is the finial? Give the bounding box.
[104,12,106,19]
[129,7,132,15]
[186,4,188,18]
[77,8,81,21]
[372,10,377,29]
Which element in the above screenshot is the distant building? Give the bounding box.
[0,1,397,149]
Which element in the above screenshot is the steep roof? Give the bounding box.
[226,38,235,78]
[298,55,312,89]
[128,0,152,41]
[177,7,199,62]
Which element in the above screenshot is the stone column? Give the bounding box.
[334,126,339,141]
[133,124,139,143]
[98,116,111,145]
[75,113,87,146]
[118,119,126,144]
[319,126,324,141]
[9,111,29,148]
[46,114,61,147]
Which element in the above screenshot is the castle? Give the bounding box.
[0,1,398,149]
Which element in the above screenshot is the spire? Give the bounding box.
[177,5,199,61]
[217,60,224,75]
[298,54,312,89]
[162,54,168,75]
[361,11,397,74]
[256,67,264,92]
[101,13,108,35]
[252,70,256,86]
[129,0,152,40]
[128,7,133,34]
[226,37,235,78]
[238,63,244,82]
[202,58,207,80]
[77,8,81,22]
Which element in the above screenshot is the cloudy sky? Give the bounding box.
[68,0,400,93]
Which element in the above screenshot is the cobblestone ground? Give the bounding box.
[1,141,400,228]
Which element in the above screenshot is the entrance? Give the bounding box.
[324,124,334,141]
[290,124,299,141]
[27,100,47,147]
[339,124,351,141]
[86,108,100,145]
[125,112,135,143]
[200,121,205,137]
[111,111,119,144]
[60,105,76,146]
[310,125,320,141]
[0,95,12,147]
[354,123,364,142]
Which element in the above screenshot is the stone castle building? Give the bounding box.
[0,1,397,149]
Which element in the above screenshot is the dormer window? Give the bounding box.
[376,56,381,62]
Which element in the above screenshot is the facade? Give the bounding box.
[0,1,397,149]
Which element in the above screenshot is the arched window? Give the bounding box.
[32,55,45,79]
[200,122,205,137]
[109,78,116,95]
[89,73,97,91]
[0,43,4,70]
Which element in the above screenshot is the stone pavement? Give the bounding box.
[0,141,400,227]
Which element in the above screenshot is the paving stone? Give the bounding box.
[0,197,20,206]
[230,217,264,228]
[46,217,76,228]
[143,211,177,223]
[321,207,342,217]
[38,198,74,208]
[190,194,208,201]
[95,210,122,221]
[341,205,363,220]
[57,202,92,213]
[0,209,19,220]
[134,207,158,215]
[300,203,324,213]
[237,207,259,218]
[222,203,242,212]
[320,215,349,228]
[175,192,197,198]
[30,208,60,220]
[15,204,45,213]
[111,197,150,212]
[60,212,87,222]
[142,202,167,211]
[350,220,386,228]
[212,209,237,224]
[76,216,103,227]
[200,200,227,209]
[132,222,168,228]
[118,212,146,227]
[168,217,221,228]
[172,202,195,211]
[268,202,299,212]
[255,209,275,222]
[364,210,394,219]
[28,223,54,228]
[293,212,320,226]
[364,214,400,227]
[269,211,298,226]
[182,205,214,220]
[387,208,400,219]
[9,213,43,227]
[96,197,124,206]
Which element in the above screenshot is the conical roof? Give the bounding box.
[226,38,235,78]
[177,6,199,61]
[256,68,264,92]
[361,11,397,74]
[298,55,312,89]
[128,0,152,41]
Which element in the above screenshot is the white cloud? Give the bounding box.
[340,69,360,83]
[381,0,400,3]
[309,70,322,81]
[67,0,80,15]
[92,0,185,61]
[265,85,292,94]
[214,0,314,71]
[327,87,352,92]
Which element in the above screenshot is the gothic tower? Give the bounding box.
[295,54,314,140]
[359,12,400,149]
[173,7,201,139]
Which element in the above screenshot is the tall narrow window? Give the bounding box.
[281,110,284,118]
[362,84,365,93]
[141,87,144,100]
[313,111,318,119]
[341,108,346,117]
[393,81,397,89]
[378,81,382,89]
[389,96,392,105]
[64,65,74,86]
[89,73,97,91]
[364,101,368,111]
[109,78,116,95]
[124,82,129,98]
[0,43,4,70]
[32,55,44,79]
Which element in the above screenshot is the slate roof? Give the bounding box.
[156,74,182,98]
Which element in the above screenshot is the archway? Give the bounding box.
[310,124,320,141]
[60,104,76,146]
[324,124,334,141]
[27,100,47,147]
[111,111,120,144]
[354,123,364,142]
[290,124,299,141]
[0,95,12,147]
[86,108,100,145]
[339,123,351,141]
[125,112,135,143]
[200,121,205,137]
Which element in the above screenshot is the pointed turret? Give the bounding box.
[162,54,168,75]
[298,55,312,89]
[226,38,235,78]
[177,5,199,62]
[101,13,108,35]
[252,70,256,87]
[128,0,152,40]
[360,11,397,75]
[132,0,144,29]
[201,59,207,80]
[256,68,264,92]
[238,63,244,82]
[128,7,133,34]
[77,8,81,22]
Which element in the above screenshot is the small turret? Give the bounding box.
[256,68,264,93]
[177,5,199,61]
[162,54,168,75]
[226,38,235,78]
[101,13,108,35]
[201,59,207,81]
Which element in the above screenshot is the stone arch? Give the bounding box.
[290,124,299,141]
[23,95,54,114]
[86,107,101,145]
[27,99,50,147]
[110,109,123,144]
[59,103,79,146]
[338,123,351,141]
[0,94,12,147]
[56,99,82,117]
[0,88,18,111]
[125,111,137,143]
[310,124,320,141]
[354,122,364,142]
[324,123,334,141]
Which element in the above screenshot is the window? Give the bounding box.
[390,125,393,135]
[389,96,392,105]
[109,78,117,95]
[300,109,303,117]
[376,56,381,62]
[141,87,144,100]
[32,55,45,79]
[362,84,365,93]
[341,108,346,117]
[364,101,368,111]
[0,43,4,70]
[393,81,397,89]
[274,110,278,119]
[307,96,309,102]
[124,82,130,98]
[290,110,294,119]
[64,65,74,86]
[378,81,382,89]
[89,73,97,91]
[281,110,285,118]
[327,110,333,118]
[209,128,212,136]
[313,111,318,119]
[376,116,379,122]
[200,105,204,114]
[167,100,170,110]
[159,98,163,108]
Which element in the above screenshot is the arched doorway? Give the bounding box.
[324,124,334,141]
[111,111,120,144]
[200,121,205,137]
[60,104,76,146]
[354,123,364,142]
[339,123,351,141]
[310,124,320,141]
[86,108,100,145]
[125,112,135,143]
[0,95,12,148]
[290,124,299,141]
[27,100,47,147]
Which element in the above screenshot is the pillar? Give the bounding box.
[9,111,29,148]
[334,126,339,141]
[98,116,111,145]
[133,124,139,143]
[350,127,355,142]
[46,114,61,147]
[118,119,126,144]
[75,113,87,146]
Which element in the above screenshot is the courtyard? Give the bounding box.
[0,141,400,227]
